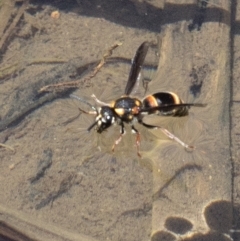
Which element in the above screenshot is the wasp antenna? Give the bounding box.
[87,120,98,132]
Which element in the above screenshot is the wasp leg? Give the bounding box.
[61,108,96,126]
[77,107,97,115]
[112,122,125,152]
[139,121,194,150]
[131,125,141,158]
[91,94,111,106]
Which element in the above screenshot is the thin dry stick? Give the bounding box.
[0,143,15,152]
[38,43,122,93]
[0,0,29,53]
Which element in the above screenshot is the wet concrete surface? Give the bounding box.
[0,0,236,241]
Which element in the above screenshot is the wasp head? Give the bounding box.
[88,106,115,133]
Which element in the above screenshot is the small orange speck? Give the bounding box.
[132,106,140,115]
[51,11,60,19]
[9,164,15,170]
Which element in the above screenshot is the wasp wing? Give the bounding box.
[124,41,150,95]
[141,103,207,113]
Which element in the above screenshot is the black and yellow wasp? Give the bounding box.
[71,42,206,157]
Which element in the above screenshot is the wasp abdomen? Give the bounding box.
[142,92,188,116]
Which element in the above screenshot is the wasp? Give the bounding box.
[71,42,206,157]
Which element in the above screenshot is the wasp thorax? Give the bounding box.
[96,106,115,133]
[113,97,142,122]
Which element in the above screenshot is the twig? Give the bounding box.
[38,42,122,93]
[0,0,29,54]
[0,143,15,152]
